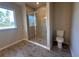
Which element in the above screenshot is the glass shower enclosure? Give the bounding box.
[27,11,47,46]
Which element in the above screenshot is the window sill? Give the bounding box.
[0,27,17,31]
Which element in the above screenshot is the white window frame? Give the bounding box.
[0,7,17,30]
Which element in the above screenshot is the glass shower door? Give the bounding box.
[27,11,47,46]
[27,13,36,41]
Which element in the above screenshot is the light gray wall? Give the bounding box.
[22,4,28,38]
[0,2,24,49]
[71,2,79,57]
[53,3,73,44]
[46,3,54,49]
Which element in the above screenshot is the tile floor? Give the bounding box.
[29,37,47,46]
[0,40,71,57]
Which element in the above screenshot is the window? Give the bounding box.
[28,15,36,26]
[0,8,16,30]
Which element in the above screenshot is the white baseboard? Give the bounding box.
[23,38,50,51]
[0,39,24,51]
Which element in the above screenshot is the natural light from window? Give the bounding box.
[0,8,16,30]
[28,15,36,26]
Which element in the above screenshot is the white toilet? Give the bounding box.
[56,30,64,49]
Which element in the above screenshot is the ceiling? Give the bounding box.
[25,2,46,9]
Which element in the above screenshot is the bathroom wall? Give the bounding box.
[22,4,28,38]
[53,3,73,44]
[0,2,24,49]
[71,2,79,57]
[46,3,54,49]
